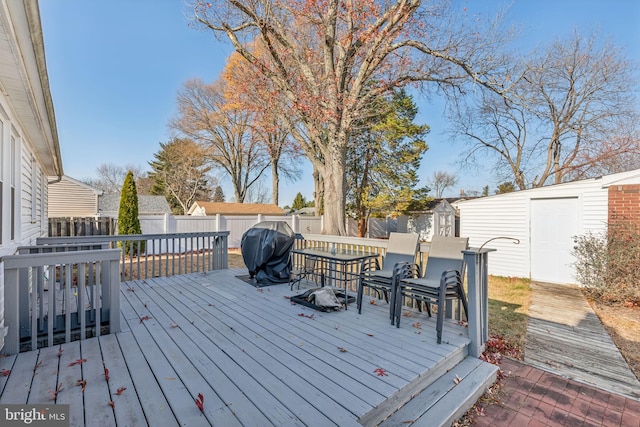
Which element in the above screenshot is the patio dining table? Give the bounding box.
[290,247,378,309]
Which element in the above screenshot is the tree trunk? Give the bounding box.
[319,145,347,235]
[313,167,324,216]
[357,218,367,238]
[271,158,279,206]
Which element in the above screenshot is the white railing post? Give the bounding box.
[3,262,19,355]
[108,257,120,333]
[291,215,299,233]
[463,248,495,358]
[215,214,221,232]
[257,214,264,224]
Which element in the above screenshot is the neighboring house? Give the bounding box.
[98,194,172,217]
[48,175,102,217]
[0,1,63,349]
[289,207,316,216]
[457,168,640,285]
[188,201,285,216]
[398,199,457,241]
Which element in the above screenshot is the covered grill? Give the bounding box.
[240,221,295,284]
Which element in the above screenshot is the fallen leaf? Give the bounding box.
[170,323,179,328]
[412,322,422,329]
[338,347,347,352]
[297,313,314,319]
[374,367,388,377]
[57,345,64,358]
[115,387,127,396]
[34,361,43,371]
[195,393,204,413]
[0,369,10,376]
[48,383,64,400]
[68,358,87,367]
[140,315,152,323]
[454,375,462,385]
[366,333,374,337]
[104,368,110,382]
[76,379,87,392]
[369,300,377,305]
[108,401,115,409]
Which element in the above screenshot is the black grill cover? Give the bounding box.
[241,221,295,283]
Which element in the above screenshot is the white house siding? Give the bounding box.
[458,170,640,284]
[48,176,100,217]
[459,192,531,278]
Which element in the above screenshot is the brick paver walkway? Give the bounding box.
[471,358,640,427]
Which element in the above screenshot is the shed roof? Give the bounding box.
[99,194,172,216]
[189,201,285,216]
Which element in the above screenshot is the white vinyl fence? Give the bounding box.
[137,214,398,248]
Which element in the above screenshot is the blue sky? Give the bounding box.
[39,0,639,206]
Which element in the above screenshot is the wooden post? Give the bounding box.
[463,248,495,358]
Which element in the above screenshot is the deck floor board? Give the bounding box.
[0,268,470,426]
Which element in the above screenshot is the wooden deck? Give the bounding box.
[0,268,471,426]
[525,281,640,400]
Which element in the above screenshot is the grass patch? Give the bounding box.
[228,252,246,269]
[487,275,531,359]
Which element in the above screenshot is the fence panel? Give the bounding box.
[48,217,116,237]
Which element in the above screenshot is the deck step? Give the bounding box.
[378,357,499,427]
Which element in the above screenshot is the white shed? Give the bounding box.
[457,169,640,284]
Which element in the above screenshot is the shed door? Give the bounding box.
[530,198,579,284]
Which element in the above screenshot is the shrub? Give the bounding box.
[118,171,145,256]
[573,224,640,304]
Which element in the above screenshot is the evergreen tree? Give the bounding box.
[148,138,214,214]
[496,182,516,194]
[118,171,144,256]
[291,193,306,212]
[346,88,430,236]
[212,186,225,202]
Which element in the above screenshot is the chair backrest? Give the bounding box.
[423,236,469,281]
[381,232,420,271]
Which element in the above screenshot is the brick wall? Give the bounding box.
[608,184,640,231]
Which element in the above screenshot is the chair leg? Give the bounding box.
[394,285,403,328]
[356,281,364,314]
[437,285,446,344]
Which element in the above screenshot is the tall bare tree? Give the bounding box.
[428,171,458,198]
[222,50,302,206]
[170,78,270,202]
[190,0,511,234]
[86,163,146,194]
[451,31,640,189]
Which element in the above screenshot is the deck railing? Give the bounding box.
[2,246,120,355]
[37,231,230,281]
[295,233,432,268]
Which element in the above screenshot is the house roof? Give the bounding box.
[98,194,172,216]
[55,175,103,195]
[189,201,285,216]
[1,1,62,177]
[289,207,316,216]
